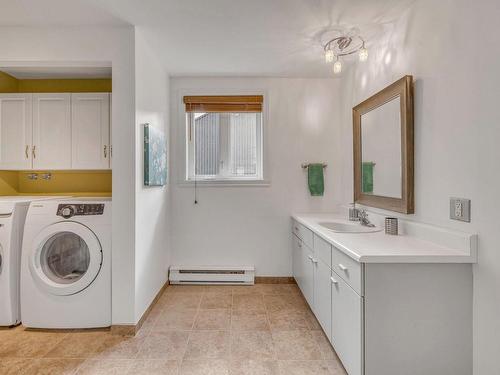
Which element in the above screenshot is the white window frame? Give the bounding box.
[176,89,269,187]
[185,112,263,182]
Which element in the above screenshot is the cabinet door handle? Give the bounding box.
[338,263,347,271]
[25,145,29,159]
[330,277,338,284]
[308,255,314,261]
[312,258,318,264]
[32,145,36,159]
[294,226,299,232]
[104,145,108,158]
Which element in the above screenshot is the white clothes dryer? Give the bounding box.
[21,198,111,329]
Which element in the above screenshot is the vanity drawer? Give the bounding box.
[292,220,314,249]
[332,246,363,295]
[314,234,331,268]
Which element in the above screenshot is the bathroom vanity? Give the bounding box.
[291,213,476,375]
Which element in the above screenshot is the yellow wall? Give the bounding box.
[0,72,19,92]
[0,71,111,93]
[0,171,112,197]
[0,71,112,196]
[0,171,20,195]
[18,79,111,93]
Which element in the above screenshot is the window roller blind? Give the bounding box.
[184,95,263,113]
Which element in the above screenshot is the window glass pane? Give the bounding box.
[228,113,258,176]
[40,231,90,284]
[194,113,220,176]
[189,111,262,180]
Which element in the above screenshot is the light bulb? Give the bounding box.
[333,59,342,74]
[359,47,368,62]
[325,49,334,63]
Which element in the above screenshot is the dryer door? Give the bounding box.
[29,221,102,296]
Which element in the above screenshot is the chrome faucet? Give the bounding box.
[358,209,375,227]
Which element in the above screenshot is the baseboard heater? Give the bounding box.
[169,266,255,285]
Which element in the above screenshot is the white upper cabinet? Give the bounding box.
[0,92,111,171]
[0,94,33,170]
[71,93,110,169]
[32,93,71,170]
[109,93,113,168]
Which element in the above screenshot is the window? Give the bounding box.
[184,95,264,181]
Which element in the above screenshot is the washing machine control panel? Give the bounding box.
[57,204,105,218]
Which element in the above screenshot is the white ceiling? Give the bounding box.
[1,67,112,79]
[0,0,415,77]
[0,0,127,26]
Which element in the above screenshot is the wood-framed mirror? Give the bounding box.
[353,75,414,214]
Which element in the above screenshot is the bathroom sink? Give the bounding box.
[318,221,382,233]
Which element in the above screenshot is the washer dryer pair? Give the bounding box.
[0,196,69,327]
[21,198,111,329]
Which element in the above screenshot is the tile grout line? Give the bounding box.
[179,291,202,369]
[229,289,234,365]
[41,330,71,359]
[262,290,278,362]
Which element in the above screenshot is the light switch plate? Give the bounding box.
[450,197,471,222]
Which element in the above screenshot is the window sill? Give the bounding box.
[177,179,271,188]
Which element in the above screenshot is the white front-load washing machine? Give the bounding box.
[21,198,111,329]
[0,196,70,327]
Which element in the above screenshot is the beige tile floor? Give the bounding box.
[0,284,347,375]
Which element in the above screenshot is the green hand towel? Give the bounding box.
[362,162,374,194]
[308,164,324,196]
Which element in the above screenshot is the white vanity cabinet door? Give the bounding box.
[32,93,71,169]
[331,272,363,375]
[301,245,314,308]
[292,234,302,288]
[0,94,32,169]
[313,258,332,341]
[71,93,110,169]
[293,235,314,308]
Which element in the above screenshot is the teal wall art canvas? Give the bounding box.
[144,123,167,186]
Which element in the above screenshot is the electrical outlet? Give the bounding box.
[454,200,463,217]
[450,197,471,222]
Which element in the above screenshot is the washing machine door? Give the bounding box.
[29,221,102,296]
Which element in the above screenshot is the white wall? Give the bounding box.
[338,1,500,373]
[170,77,342,276]
[0,26,137,324]
[134,28,170,322]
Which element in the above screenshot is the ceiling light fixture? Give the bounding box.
[325,49,334,63]
[323,30,368,74]
[359,44,369,62]
[333,57,342,74]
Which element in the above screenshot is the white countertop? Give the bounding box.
[292,213,477,264]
